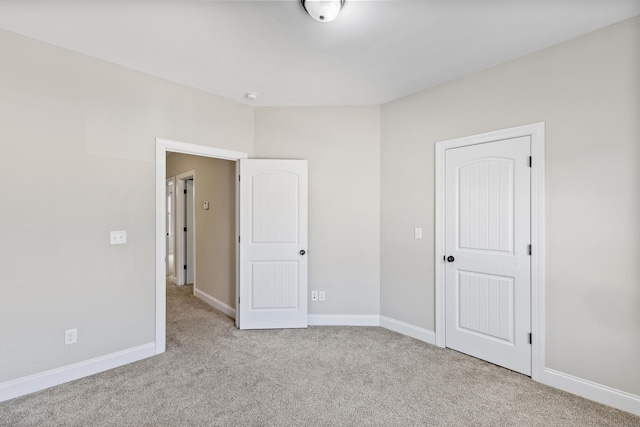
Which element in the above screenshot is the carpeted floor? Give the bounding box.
[1,281,638,426]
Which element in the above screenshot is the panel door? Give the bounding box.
[238,159,308,329]
[445,136,531,375]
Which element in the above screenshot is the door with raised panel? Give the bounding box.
[238,159,308,329]
[445,136,531,375]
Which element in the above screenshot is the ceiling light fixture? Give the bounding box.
[301,0,345,23]
[244,92,258,101]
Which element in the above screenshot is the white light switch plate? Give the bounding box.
[110,231,127,245]
[414,227,423,239]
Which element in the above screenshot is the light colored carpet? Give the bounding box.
[1,282,638,426]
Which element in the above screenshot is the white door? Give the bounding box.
[166,179,175,277]
[445,136,531,375]
[185,179,195,285]
[238,159,308,329]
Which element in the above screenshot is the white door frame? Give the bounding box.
[174,170,196,287]
[155,138,248,355]
[434,122,545,382]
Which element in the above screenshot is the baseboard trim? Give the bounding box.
[194,288,236,319]
[380,316,436,345]
[0,342,155,403]
[543,368,640,416]
[307,314,380,326]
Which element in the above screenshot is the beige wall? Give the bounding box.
[255,107,381,316]
[167,154,236,309]
[2,14,639,403]
[0,29,253,383]
[380,17,640,395]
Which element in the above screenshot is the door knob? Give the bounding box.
[447,255,455,262]
[300,250,306,256]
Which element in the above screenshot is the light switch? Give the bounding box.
[414,227,422,239]
[110,231,127,245]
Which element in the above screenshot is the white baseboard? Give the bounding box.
[543,368,640,416]
[0,342,155,403]
[194,288,236,319]
[308,314,380,326]
[379,316,436,345]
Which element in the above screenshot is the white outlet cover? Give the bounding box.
[110,231,127,245]
[414,227,423,239]
[65,328,77,345]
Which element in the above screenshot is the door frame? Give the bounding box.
[174,170,196,287]
[434,122,545,381]
[155,138,248,355]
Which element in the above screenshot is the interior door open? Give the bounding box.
[238,159,308,329]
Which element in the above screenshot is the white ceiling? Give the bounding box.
[0,0,638,107]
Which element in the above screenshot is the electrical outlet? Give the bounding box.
[311,290,318,302]
[65,328,77,345]
[414,227,423,239]
[319,291,326,301]
[109,231,127,245]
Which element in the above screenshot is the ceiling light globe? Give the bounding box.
[302,0,344,23]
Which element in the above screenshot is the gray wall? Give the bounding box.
[255,107,381,316]
[0,30,254,383]
[167,154,237,309]
[380,17,640,395]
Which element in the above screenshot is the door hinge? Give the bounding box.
[238,175,241,182]
[184,265,187,270]
[529,156,532,167]
[238,297,240,304]
[184,227,187,232]
[528,244,532,255]
[528,333,532,344]
[238,236,240,243]
[184,189,187,194]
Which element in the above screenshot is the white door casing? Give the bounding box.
[434,122,545,381]
[445,136,531,375]
[238,159,308,330]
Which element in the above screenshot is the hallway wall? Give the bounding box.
[167,154,237,311]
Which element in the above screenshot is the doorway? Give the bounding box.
[434,122,545,381]
[155,138,310,353]
[155,139,248,354]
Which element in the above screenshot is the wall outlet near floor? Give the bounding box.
[65,328,77,345]
[319,291,326,301]
[311,290,318,302]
